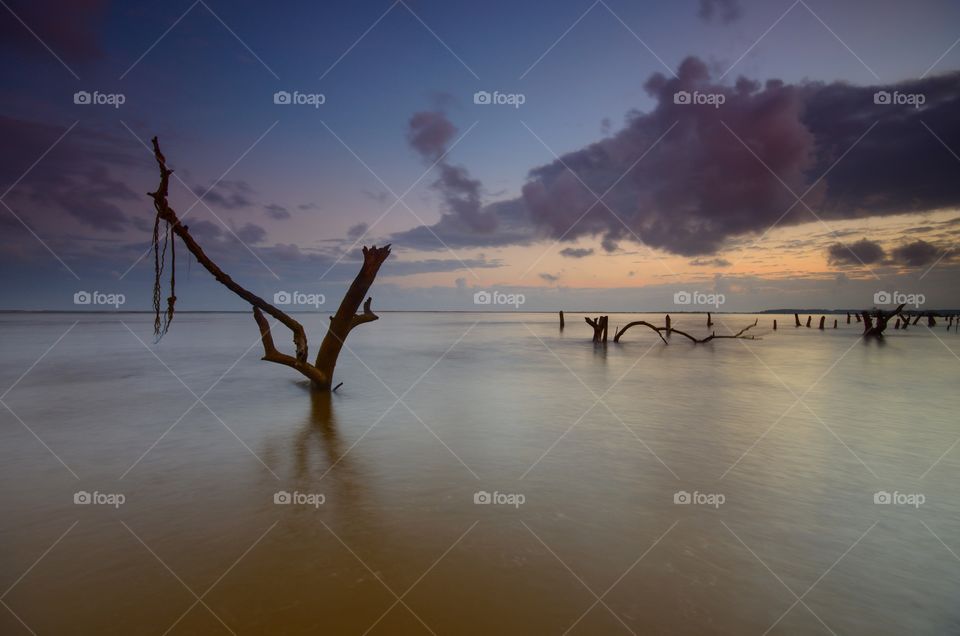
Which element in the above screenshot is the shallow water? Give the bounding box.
[1,311,959,634]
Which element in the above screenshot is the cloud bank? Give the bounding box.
[395,59,960,258]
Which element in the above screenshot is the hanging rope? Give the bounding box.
[152,209,176,338]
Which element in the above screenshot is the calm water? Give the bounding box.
[1,312,959,635]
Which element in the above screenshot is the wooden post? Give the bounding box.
[846,312,851,324]
[559,310,565,330]
[665,314,672,336]
[707,312,713,327]
[806,316,812,328]
[773,319,777,330]
[818,316,825,330]
[833,319,838,329]
[794,313,801,327]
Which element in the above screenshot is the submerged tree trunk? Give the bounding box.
[862,303,905,338]
[148,137,390,391]
[613,318,757,344]
[585,316,608,343]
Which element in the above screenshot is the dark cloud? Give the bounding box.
[698,0,743,23]
[407,110,496,233]
[265,204,290,220]
[559,247,594,258]
[407,111,456,161]
[191,179,254,210]
[393,61,960,258]
[235,222,267,244]
[827,238,885,265]
[539,272,560,283]
[390,198,534,250]
[891,240,940,267]
[0,116,141,232]
[0,0,108,62]
[689,257,732,267]
[346,222,368,239]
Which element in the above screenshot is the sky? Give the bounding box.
[1,0,960,312]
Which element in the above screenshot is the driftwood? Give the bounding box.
[148,137,390,391]
[613,317,758,344]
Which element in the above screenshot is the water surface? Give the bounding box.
[1,312,959,634]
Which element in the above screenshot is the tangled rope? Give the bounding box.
[152,208,176,338]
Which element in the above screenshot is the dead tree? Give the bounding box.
[861,304,906,338]
[584,316,609,343]
[613,319,757,344]
[899,312,910,330]
[148,137,390,392]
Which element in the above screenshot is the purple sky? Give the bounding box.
[1,0,959,311]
